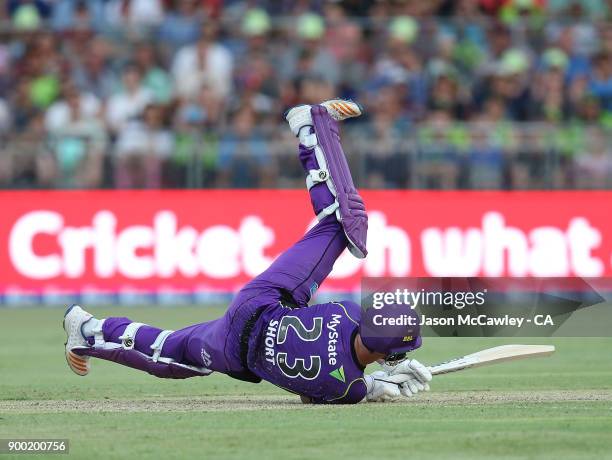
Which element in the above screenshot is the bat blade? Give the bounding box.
[428,344,555,376]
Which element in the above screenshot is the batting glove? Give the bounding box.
[383,358,432,393]
[365,371,405,402]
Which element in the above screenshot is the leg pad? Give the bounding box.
[72,345,211,379]
[309,105,368,258]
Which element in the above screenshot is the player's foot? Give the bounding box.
[63,305,92,376]
[285,99,363,136]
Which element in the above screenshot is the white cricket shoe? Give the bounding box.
[321,99,363,121]
[285,99,363,136]
[63,305,92,376]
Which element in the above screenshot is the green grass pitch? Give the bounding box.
[1,306,611,459]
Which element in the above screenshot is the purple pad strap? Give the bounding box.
[310,105,368,258]
[72,347,209,379]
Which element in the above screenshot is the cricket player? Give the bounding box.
[63,100,432,404]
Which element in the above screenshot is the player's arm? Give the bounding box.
[301,360,432,405]
[301,378,368,405]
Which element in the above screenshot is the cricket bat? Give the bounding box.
[428,344,555,376]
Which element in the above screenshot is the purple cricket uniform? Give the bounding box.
[84,216,365,402]
[73,106,385,404]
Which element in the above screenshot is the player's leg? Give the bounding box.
[289,101,368,258]
[64,305,221,379]
[235,101,367,308]
[241,214,346,307]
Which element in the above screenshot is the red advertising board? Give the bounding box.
[1,190,611,299]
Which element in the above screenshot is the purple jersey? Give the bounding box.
[247,300,367,404]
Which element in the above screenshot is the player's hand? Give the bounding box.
[365,371,403,402]
[398,375,429,397]
[383,358,432,392]
[365,359,433,402]
[365,371,427,402]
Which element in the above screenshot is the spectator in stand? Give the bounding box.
[545,25,592,84]
[296,74,335,106]
[22,34,64,111]
[359,85,412,188]
[45,82,107,188]
[233,8,273,60]
[417,109,461,189]
[323,3,366,93]
[175,83,224,130]
[371,16,428,118]
[8,0,51,30]
[172,83,224,187]
[468,122,505,188]
[51,0,104,32]
[134,42,173,104]
[158,0,205,50]
[479,48,534,120]
[4,112,55,188]
[8,0,52,18]
[106,63,153,133]
[45,81,101,132]
[103,0,165,30]
[279,13,340,86]
[232,8,279,116]
[116,103,174,159]
[575,128,612,188]
[568,75,603,122]
[11,78,39,132]
[217,108,272,188]
[427,60,470,120]
[71,37,117,100]
[588,51,612,112]
[172,23,234,100]
[531,48,568,121]
[115,104,174,188]
[477,22,513,77]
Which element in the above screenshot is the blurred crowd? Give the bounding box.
[1,0,612,190]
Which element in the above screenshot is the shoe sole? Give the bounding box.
[326,100,363,118]
[284,100,364,121]
[64,350,89,376]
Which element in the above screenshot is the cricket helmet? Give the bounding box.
[358,303,422,357]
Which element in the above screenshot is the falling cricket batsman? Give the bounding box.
[63,100,432,404]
